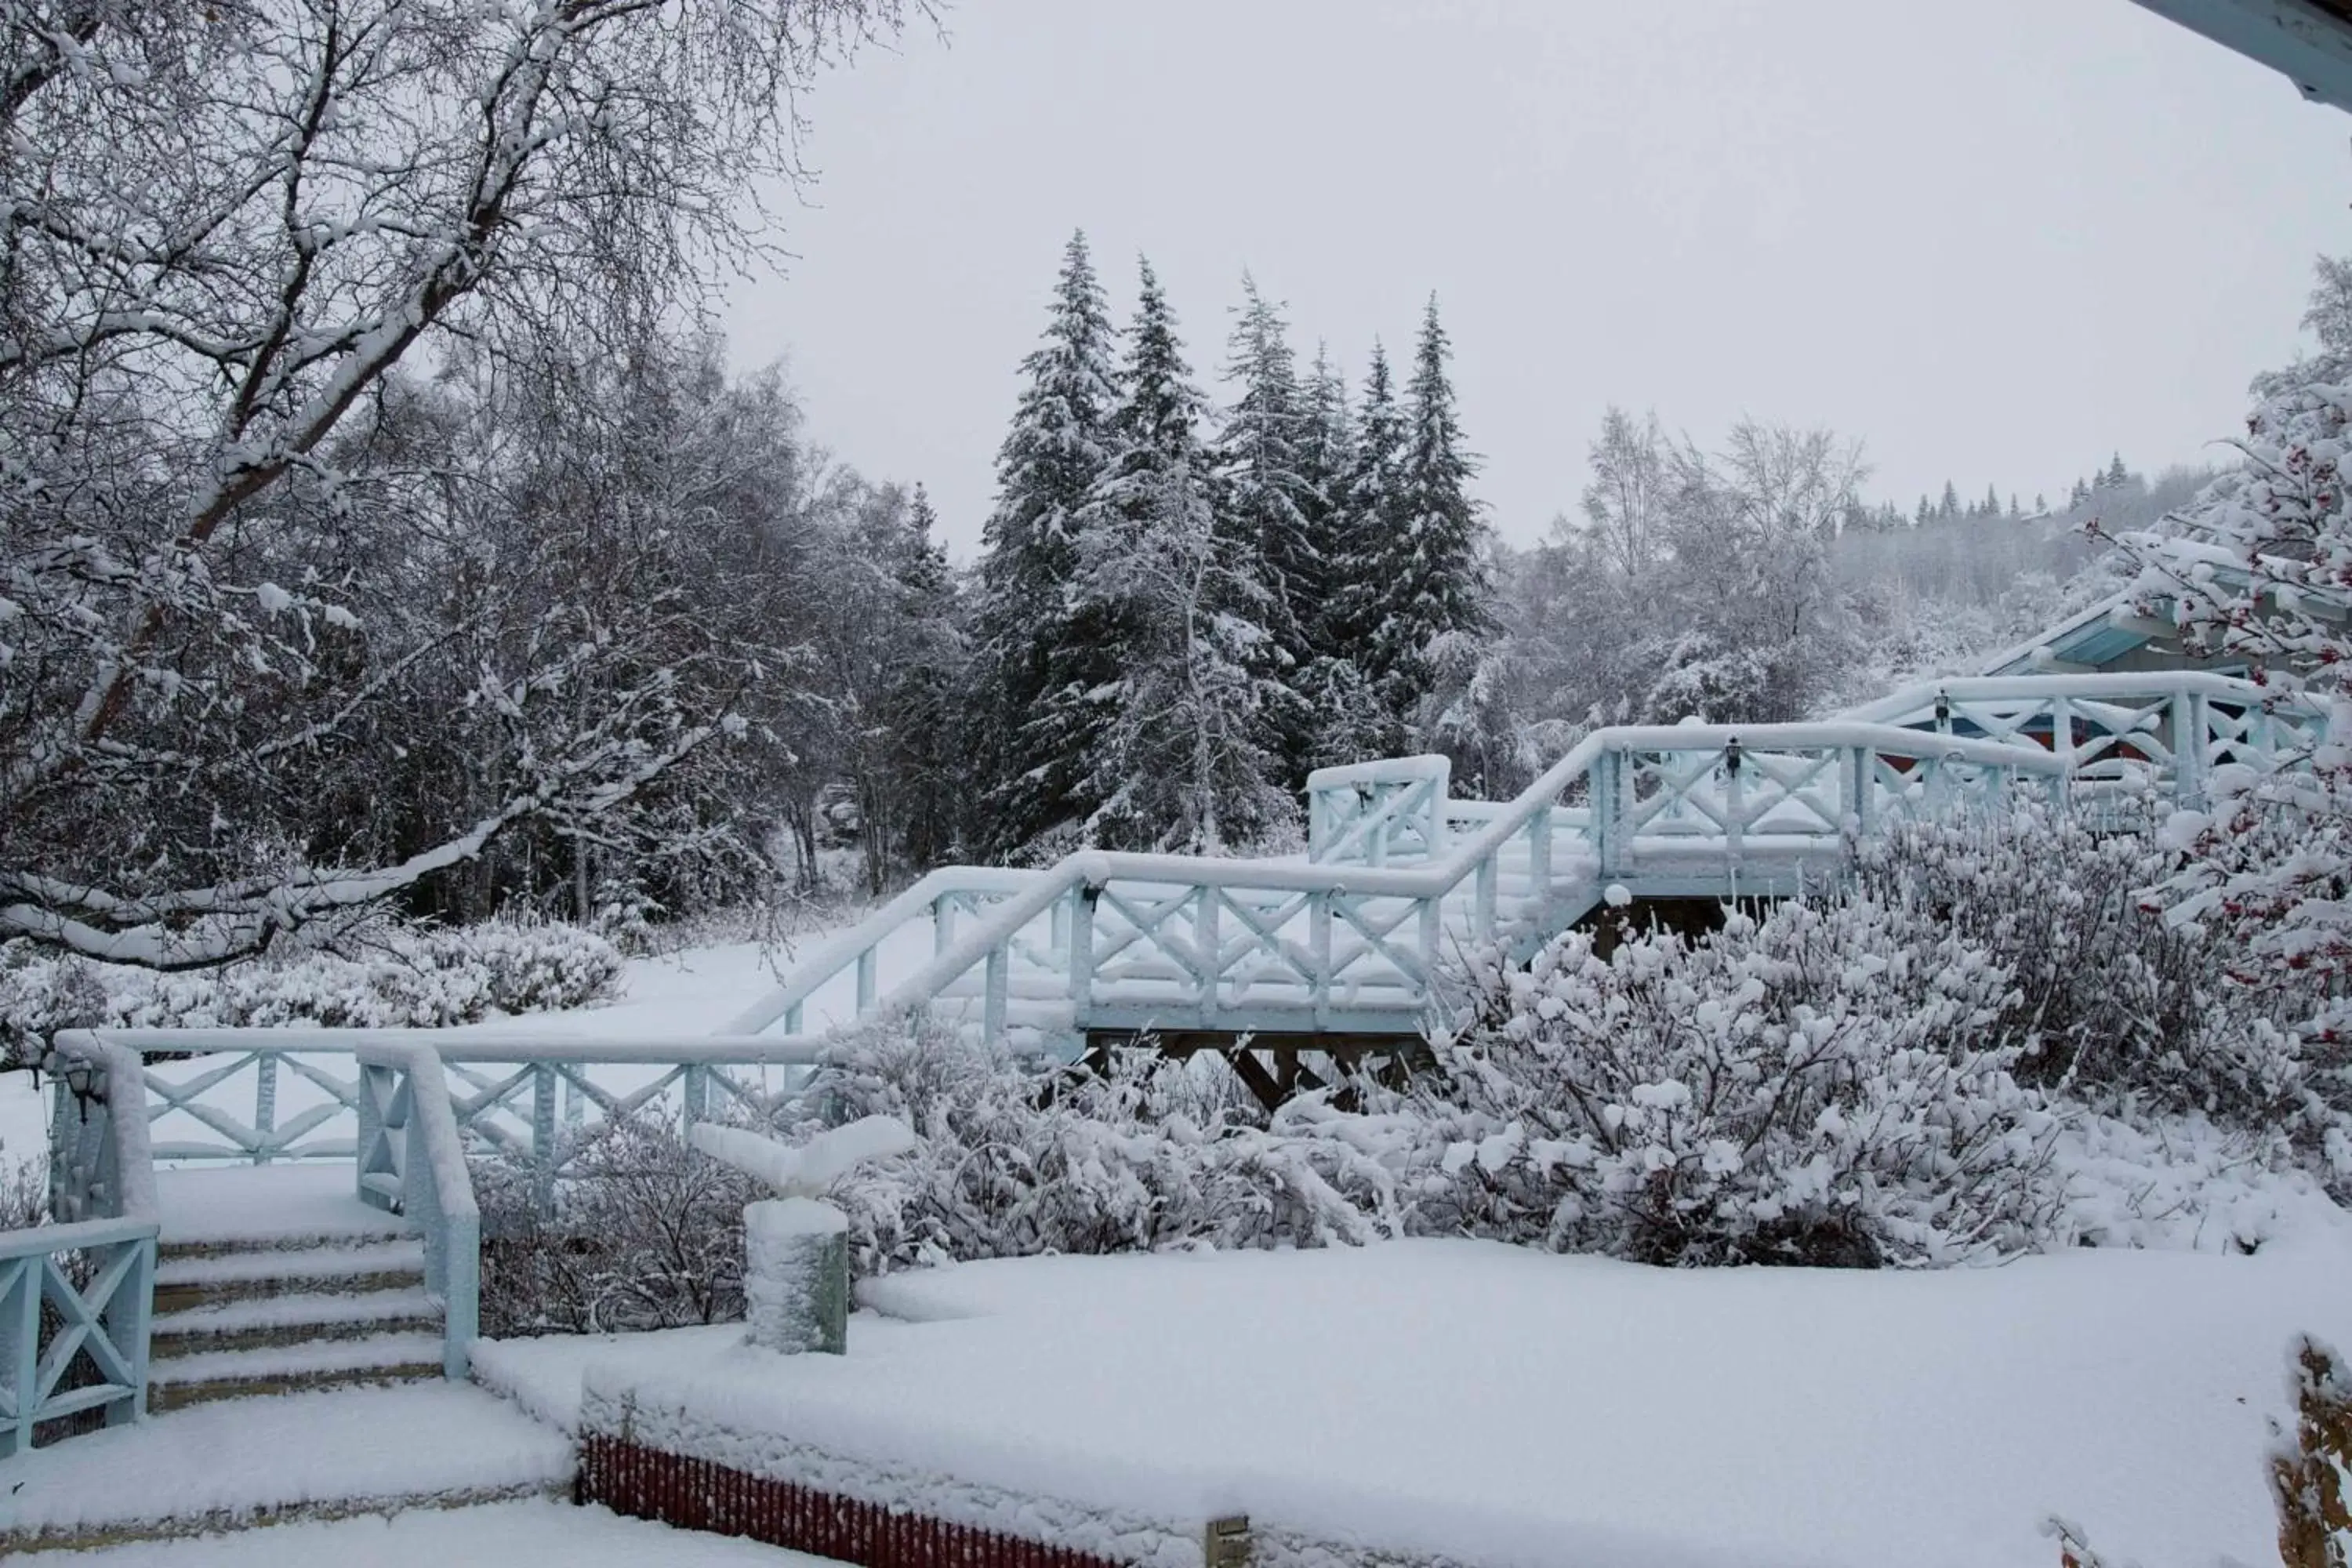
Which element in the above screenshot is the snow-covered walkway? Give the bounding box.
[480,1231,2352,1568]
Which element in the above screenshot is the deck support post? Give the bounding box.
[1528,804,1553,898]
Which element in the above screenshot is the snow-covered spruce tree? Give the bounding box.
[1319,341,1412,756]
[0,0,911,967]
[880,485,971,876]
[1065,259,1295,853]
[1214,275,1319,786]
[1411,899,2062,1268]
[1367,297,1498,744]
[2109,282,2352,1053]
[967,231,1121,861]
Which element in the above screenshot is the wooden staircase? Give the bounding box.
[146,1166,446,1411]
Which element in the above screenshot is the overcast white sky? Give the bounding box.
[724,0,2352,557]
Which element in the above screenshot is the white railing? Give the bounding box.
[354,1042,479,1379]
[10,1036,157,1453]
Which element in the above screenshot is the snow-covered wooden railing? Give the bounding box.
[34,1030,837,1388]
[354,1041,479,1379]
[733,718,2075,1054]
[1306,755,1453,866]
[9,1035,156,1453]
[1842,671,2329,804]
[63,1029,831,1184]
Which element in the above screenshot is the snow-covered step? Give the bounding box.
[148,1331,445,1412]
[153,1286,441,1357]
[153,1237,425,1312]
[154,1162,419,1251]
[0,1384,572,1555]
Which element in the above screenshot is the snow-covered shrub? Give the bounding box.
[474,1114,761,1338]
[1413,898,2063,1268]
[0,942,108,1068]
[806,1016,1404,1272]
[1855,802,2349,1197]
[1,919,621,1038]
[1853,803,2260,1105]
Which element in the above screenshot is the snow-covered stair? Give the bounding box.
[146,1166,446,1412]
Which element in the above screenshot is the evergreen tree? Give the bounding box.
[968,231,1120,858]
[1983,484,2002,517]
[1213,274,1319,782]
[2103,452,2131,490]
[1066,258,1292,852]
[1915,495,1933,526]
[1367,294,1496,733]
[1294,341,1357,650]
[1938,480,1962,520]
[1327,340,1406,666]
[882,485,967,874]
[2034,492,2048,514]
[2070,476,2092,507]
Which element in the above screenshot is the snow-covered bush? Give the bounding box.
[805,1017,1405,1272]
[1851,802,2292,1113]
[1412,898,2064,1268]
[474,1114,762,1338]
[0,920,621,1041]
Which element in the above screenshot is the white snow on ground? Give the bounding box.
[481,1231,2352,1568]
[2,1384,571,1538]
[42,1499,843,1567]
[1,1067,45,1177]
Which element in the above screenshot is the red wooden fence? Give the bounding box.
[580,1435,1136,1568]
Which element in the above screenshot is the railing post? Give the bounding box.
[1722,738,1746,863]
[1473,854,1498,942]
[1528,804,1553,898]
[102,1236,154,1428]
[784,1000,804,1035]
[532,1064,557,1219]
[1197,886,1224,1020]
[2,1254,35,1458]
[682,1063,709,1128]
[1593,750,1621,878]
[1309,891,1333,1030]
[855,946,877,1014]
[1067,884,1097,1033]
[252,1052,278,1166]
[1416,895,1441,1003]
[983,944,1008,1044]
[933,893,953,957]
[1847,746,1873,840]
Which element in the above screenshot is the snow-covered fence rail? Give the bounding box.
[1842,671,2329,804]
[9,1035,156,1454]
[56,1030,833,1191]
[734,720,2074,1054]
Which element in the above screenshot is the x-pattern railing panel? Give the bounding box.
[1,1218,154,1456]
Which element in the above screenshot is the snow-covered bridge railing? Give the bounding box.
[11,1034,156,1453]
[732,719,2075,1054]
[1842,671,2329,804]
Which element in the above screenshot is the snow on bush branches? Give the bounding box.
[2110,361,2352,1046]
[1415,897,2063,1268]
[0,918,620,1060]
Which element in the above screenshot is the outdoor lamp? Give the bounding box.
[1935,689,1952,729]
[1723,735,1742,777]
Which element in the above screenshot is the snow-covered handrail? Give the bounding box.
[354,1040,478,1379]
[88,1029,831,1065]
[1841,669,2324,724]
